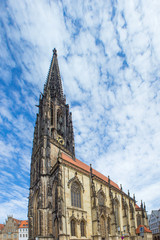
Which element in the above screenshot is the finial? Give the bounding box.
[108,176,110,184]
[120,184,122,191]
[133,194,135,201]
[144,202,146,210]
[90,164,92,170]
[53,48,57,56]
[128,190,130,197]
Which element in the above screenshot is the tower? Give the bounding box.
[28,49,75,240]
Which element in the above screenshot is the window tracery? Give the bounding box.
[71,182,81,208]
[98,192,105,206]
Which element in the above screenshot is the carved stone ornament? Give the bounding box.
[47,185,52,196]
[68,174,84,192]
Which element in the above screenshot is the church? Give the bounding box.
[28,49,151,240]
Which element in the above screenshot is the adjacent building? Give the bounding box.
[19,221,28,240]
[28,49,151,240]
[0,217,28,240]
[149,210,160,240]
[0,225,4,235]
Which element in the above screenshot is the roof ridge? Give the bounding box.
[61,152,120,190]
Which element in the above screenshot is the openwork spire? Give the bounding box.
[45,48,64,100]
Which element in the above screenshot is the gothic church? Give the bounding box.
[28,49,151,240]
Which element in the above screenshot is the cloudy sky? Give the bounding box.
[0,0,160,222]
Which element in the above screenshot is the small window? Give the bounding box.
[20,234,22,237]
[71,219,76,236]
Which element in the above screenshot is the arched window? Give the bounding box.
[124,203,128,217]
[33,192,38,237]
[114,200,120,228]
[80,221,85,237]
[57,111,64,136]
[108,217,111,234]
[71,219,76,236]
[98,192,105,206]
[100,216,106,239]
[137,215,141,226]
[71,182,81,208]
[130,204,134,219]
[55,186,58,211]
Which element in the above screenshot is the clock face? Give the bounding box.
[57,135,64,145]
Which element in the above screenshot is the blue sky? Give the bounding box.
[0,0,160,222]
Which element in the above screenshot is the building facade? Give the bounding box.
[0,217,28,240]
[0,216,20,240]
[149,210,160,240]
[28,49,151,240]
[19,221,28,240]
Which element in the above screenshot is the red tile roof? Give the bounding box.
[61,153,120,190]
[19,220,28,228]
[136,225,152,234]
[0,224,4,231]
[135,204,142,210]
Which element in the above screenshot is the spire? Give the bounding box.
[45,48,64,100]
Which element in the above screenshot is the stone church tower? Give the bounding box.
[28,49,75,240]
[28,50,150,240]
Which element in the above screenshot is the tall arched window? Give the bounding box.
[137,215,141,226]
[124,203,128,217]
[71,182,81,208]
[130,204,134,219]
[100,216,106,239]
[55,186,58,211]
[71,219,76,236]
[57,111,64,136]
[114,200,120,228]
[80,221,85,237]
[98,192,105,206]
[108,217,111,234]
[33,192,38,237]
